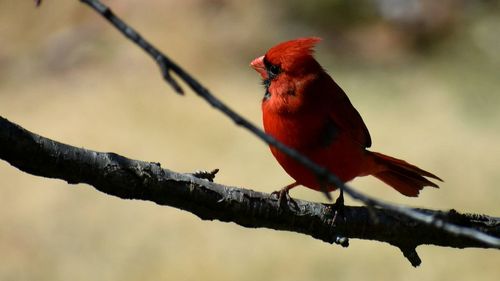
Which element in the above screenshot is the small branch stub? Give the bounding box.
[191,169,219,182]
[399,246,422,267]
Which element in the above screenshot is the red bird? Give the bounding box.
[251,37,441,201]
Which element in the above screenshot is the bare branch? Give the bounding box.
[1,116,499,267]
[78,0,500,249]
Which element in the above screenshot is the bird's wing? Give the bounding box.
[321,74,372,148]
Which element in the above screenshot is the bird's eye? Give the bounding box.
[268,64,281,78]
[263,57,281,79]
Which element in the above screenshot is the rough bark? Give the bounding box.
[1,116,499,267]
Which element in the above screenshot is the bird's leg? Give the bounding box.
[324,188,349,247]
[271,182,299,210]
[331,188,346,223]
[325,188,346,225]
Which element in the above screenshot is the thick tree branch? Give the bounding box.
[1,116,499,267]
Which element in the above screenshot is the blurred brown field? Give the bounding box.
[0,1,499,280]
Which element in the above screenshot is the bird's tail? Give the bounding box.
[368,151,442,197]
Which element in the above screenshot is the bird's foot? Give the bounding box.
[325,188,346,225]
[324,189,349,247]
[271,182,299,210]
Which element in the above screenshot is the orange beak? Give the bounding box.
[250,55,268,80]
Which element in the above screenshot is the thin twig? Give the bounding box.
[78,0,500,248]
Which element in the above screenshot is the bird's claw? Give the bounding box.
[271,188,299,211]
[325,190,349,247]
[326,189,346,226]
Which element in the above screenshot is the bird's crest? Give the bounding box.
[265,37,322,73]
[266,37,320,61]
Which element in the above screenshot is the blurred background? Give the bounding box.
[0,0,499,280]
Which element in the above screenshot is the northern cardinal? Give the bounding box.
[250,37,441,201]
